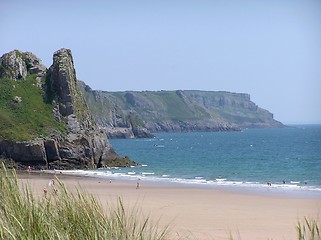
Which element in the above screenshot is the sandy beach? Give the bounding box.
[18,172,321,240]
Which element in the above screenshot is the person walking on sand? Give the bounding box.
[43,188,48,198]
[49,179,55,187]
[136,179,140,189]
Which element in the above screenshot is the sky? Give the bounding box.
[1,0,321,124]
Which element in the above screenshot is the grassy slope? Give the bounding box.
[105,90,272,123]
[150,91,204,121]
[80,83,280,129]
[137,91,196,121]
[108,91,210,122]
[0,75,65,141]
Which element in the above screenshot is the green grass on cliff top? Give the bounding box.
[108,91,210,121]
[0,75,65,141]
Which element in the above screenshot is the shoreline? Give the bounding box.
[18,170,321,240]
[35,169,321,199]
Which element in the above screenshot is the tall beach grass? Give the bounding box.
[0,164,319,240]
[297,217,320,240]
[0,165,169,240]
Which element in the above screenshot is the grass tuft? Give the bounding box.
[297,217,321,240]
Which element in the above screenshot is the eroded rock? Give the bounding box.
[0,50,27,80]
[0,48,135,169]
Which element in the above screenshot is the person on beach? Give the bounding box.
[49,179,55,187]
[43,188,48,198]
[136,179,140,189]
[47,179,58,194]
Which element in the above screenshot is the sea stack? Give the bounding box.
[45,48,119,168]
[0,49,135,169]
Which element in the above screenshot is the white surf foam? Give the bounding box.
[55,169,321,196]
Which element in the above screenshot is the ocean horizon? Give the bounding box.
[62,124,321,197]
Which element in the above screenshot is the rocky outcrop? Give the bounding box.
[0,50,28,80]
[0,49,136,169]
[43,49,120,168]
[0,140,47,166]
[24,52,47,75]
[79,82,154,138]
[0,50,46,83]
[144,119,236,133]
[48,49,79,117]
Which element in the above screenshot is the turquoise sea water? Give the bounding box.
[68,125,321,196]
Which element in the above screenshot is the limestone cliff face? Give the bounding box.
[0,49,132,169]
[80,85,283,138]
[0,50,28,80]
[79,82,154,138]
[181,91,283,129]
[0,50,46,86]
[45,48,119,168]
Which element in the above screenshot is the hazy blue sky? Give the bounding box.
[1,0,321,124]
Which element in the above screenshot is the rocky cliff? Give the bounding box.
[79,82,154,138]
[80,83,283,138]
[0,49,135,169]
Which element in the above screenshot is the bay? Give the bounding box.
[66,125,321,196]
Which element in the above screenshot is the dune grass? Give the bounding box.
[0,164,319,240]
[0,165,169,240]
[297,217,320,240]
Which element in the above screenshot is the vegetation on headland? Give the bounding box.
[0,165,320,240]
[0,75,66,141]
[79,83,284,138]
[0,165,169,240]
[0,49,133,170]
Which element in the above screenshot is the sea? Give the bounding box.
[64,125,321,197]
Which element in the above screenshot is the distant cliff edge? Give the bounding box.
[0,49,136,169]
[79,82,283,139]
